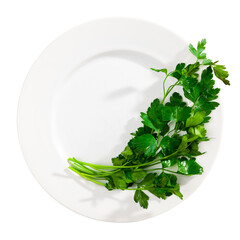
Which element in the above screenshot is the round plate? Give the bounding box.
[18,18,222,222]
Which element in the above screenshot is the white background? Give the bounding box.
[0,0,239,239]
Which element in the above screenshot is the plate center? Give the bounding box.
[51,50,164,164]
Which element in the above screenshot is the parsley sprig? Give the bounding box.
[67,39,230,209]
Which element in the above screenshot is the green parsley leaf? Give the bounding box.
[197,38,207,59]
[161,158,177,168]
[184,62,200,78]
[149,188,169,200]
[105,178,115,190]
[189,44,198,57]
[178,158,203,175]
[189,38,207,60]
[165,92,187,107]
[138,173,157,187]
[111,175,128,189]
[176,63,186,71]
[153,172,183,199]
[177,135,190,155]
[213,64,230,85]
[150,68,168,75]
[202,59,213,65]
[169,184,183,199]
[134,190,149,209]
[189,141,204,156]
[140,112,158,131]
[112,157,127,166]
[188,125,207,138]
[148,100,191,123]
[121,145,134,158]
[160,136,181,155]
[172,106,191,121]
[131,169,147,181]
[186,111,205,127]
[183,67,221,115]
[129,134,157,157]
[147,99,165,129]
[170,63,186,80]
[131,126,152,136]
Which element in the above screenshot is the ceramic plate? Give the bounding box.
[18,18,222,222]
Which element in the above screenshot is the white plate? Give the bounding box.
[18,18,222,222]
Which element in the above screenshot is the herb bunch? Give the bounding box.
[68,39,230,209]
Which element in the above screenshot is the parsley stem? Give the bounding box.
[68,167,106,186]
[162,74,168,96]
[124,188,148,190]
[69,161,122,177]
[125,187,175,191]
[161,79,180,104]
[145,168,185,175]
[70,151,178,170]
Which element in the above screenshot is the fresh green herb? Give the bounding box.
[67,39,230,209]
